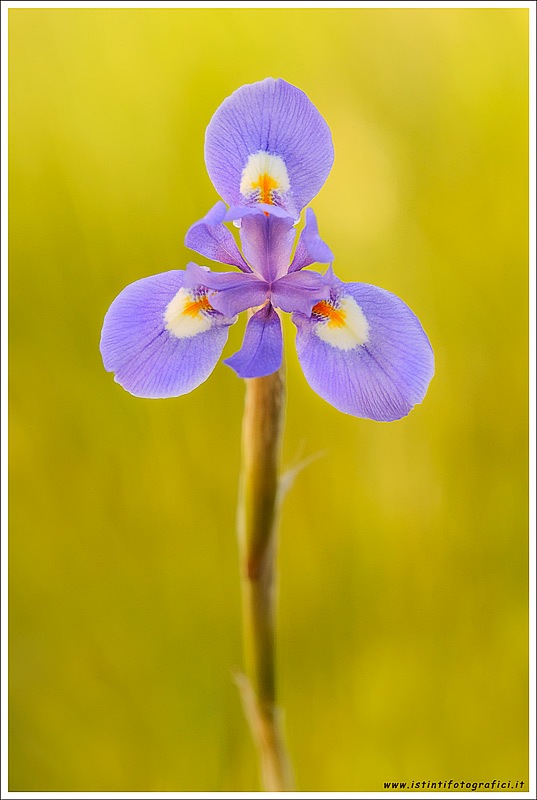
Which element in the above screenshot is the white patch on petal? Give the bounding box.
[164,287,213,339]
[240,151,290,205]
[313,294,370,351]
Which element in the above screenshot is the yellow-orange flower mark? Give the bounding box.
[312,299,346,327]
[164,288,214,339]
[240,152,290,210]
[312,295,370,350]
[249,173,279,205]
[183,293,212,317]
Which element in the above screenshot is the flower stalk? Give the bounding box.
[236,358,294,791]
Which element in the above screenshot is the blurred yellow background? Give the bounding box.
[8,7,529,792]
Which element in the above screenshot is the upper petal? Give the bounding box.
[292,281,434,420]
[184,202,251,272]
[289,208,334,272]
[205,78,334,217]
[100,270,235,398]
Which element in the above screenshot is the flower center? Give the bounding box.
[312,294,370,351]
[240,151,290,206]
[164,287,214,339]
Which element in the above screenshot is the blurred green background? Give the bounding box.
[8,7,529,792]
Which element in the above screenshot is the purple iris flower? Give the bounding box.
[101,78,434,421]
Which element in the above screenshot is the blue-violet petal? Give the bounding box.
[292,281,434,420]
[205,78,334,218]
[185,202,251,272]
[100,270,235,398]
[289,208,334,272]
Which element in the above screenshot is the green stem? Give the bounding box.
[236,363,294,792]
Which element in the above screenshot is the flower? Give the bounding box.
[100,78,434,421]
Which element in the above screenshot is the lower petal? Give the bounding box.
[293,282,434,420]
[225,304,283,379]
[100,271,235,398]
